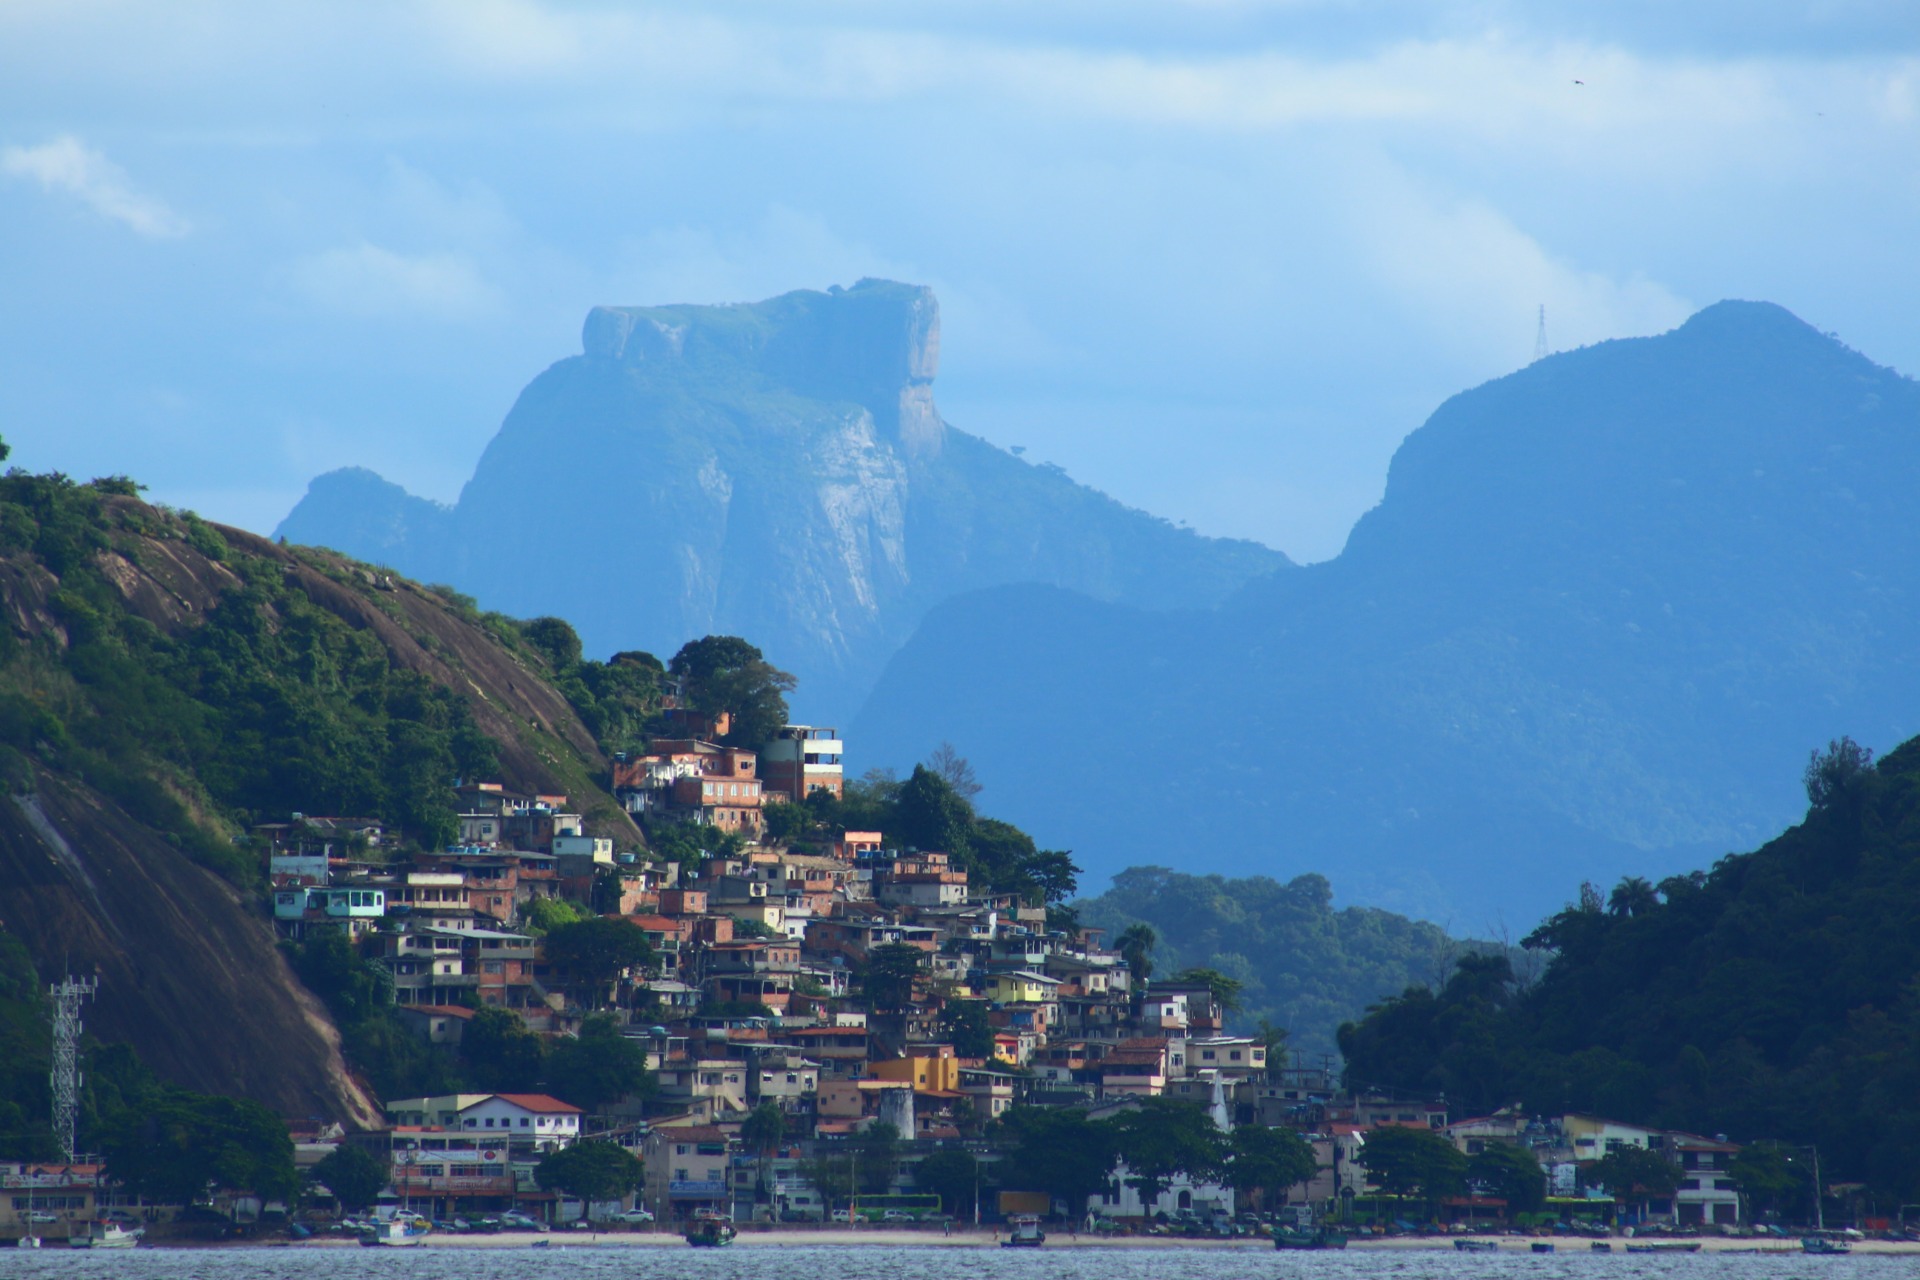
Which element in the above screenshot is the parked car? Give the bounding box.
[830,1209,852,1223]
[26,1211,58,1224]
[780,1209,823,1223]
[614,1208,655,1224]
[881,1210,915,1223]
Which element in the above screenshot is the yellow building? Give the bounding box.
[868,1055,960,1092]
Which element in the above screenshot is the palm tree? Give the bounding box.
[741,1103,787,1216]
[1117,923,1157,985]
[1607,876,1659,918]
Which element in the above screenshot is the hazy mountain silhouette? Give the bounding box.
[855,301,1920,925]
[277,279,1285,714]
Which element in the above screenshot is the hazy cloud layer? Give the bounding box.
[0,1,1915,562]
[2,135,189,238]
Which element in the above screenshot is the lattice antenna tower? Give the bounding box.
[1532,305,1549,362]
[49,974,96,1163]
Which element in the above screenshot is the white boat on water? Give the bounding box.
[70,1222,142,1249]
[362,1216,432,1247]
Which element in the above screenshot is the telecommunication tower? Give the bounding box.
[49,974,96,1163]
[1532,305,1549,362]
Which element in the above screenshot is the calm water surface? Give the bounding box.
[0,1249,1905,1280]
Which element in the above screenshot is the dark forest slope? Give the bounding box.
[1338,737,1920,1198]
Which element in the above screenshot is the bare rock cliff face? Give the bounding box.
[0,773,383,1128]
[279,279,1286,715]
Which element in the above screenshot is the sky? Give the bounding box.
[2,1,1918,563]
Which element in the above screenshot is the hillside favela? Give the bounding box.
[4,2,1920,1272]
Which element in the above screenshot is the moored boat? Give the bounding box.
[362,1215,431,1247]
[684,1210,736,1247]
[1803,1235,1852,1255]
[1625,1240,1701,1254]
[1002,1214,1046,1248]
[1274,1225,1347,1250]
[70,1222,142,1249]
[1532,1242,1556,1253]
[1454,1238,1500,1252]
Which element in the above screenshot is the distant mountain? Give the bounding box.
[855,302,1920,925]
[277,280,1286,715]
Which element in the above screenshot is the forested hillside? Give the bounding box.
[1338,737,1920,1198]
[1075,866,1491,1060]
[0,448,652,1130]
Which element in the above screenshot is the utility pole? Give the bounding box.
[49,975,97,1164]
[1812,1146,1824,1231]
[1533,305,1550,362]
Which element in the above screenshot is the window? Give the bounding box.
[521,1118,531,1127]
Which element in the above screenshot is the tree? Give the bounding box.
[939,999,995,1059]
[312,1144,388,1213]
[669,635,795,748]
[1117,924,1157,985]
[523,896,587,934]
[97,1088,298,1206]
[462,1006,546,1091]
[855,1120,901,1195]
[543,917,655,1007]
[914,1148,981,1217]
[1467,1142,1545,1214]
[1225,1125,1318,1209]
[740,1102,788,1208]
[1805,736,1874,810]
[1172,967,1244,1014]
[1255,1019,1291,1076]
[545,1014,654,1111]
[1607,876,1659,919]
[1108,1098,1229,1207]
[927,742,982,801]
[1356,1124,1468,1214]
[895,765,972,858]
[1020,849,1081,907]
[520,616,584,671]
[1585,1145,1680,1211]
[995,1106,1117,1218]
[742,1102,787,1155]
[535,1139,644,1205]
[1729,1144,1806,1221]
[863,943,925,1011]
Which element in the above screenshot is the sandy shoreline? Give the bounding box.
[274,1230,1920,1252]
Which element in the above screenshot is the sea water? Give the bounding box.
[0,1248,1902,1280]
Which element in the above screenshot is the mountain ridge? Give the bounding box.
[855,300,1920,924]
[277,279,1288,717]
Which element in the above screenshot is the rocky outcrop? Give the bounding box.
[279,279,1286,715]
[0,772,382,1128]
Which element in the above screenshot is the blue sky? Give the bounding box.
[3,1,1917,562]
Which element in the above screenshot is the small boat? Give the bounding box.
[1454,1238,1500,1252]
[1532,1242,1556,1253]
[70,1222,142,1249]
[1625,1241,1701,1254]
[684,1211,736,1248]
[17,1236,42,1249]
[1274,1226,1347,1250]
[1803,1236,1852,1255]
[362,1215,431,1247]
[1590,1242,1614,1252]
[1002,1214,1046,1248]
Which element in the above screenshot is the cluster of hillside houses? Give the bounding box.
[0,721,1764,1235]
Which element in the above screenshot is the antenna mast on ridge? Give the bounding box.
[1532,305,1549,362]
[49,974,96,1163]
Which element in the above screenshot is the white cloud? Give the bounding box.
[1351,167,1692,371]
[284,242,504,321]
[1,134,189,238]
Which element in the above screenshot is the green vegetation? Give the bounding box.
[1076,867,1485,1058]
[534,1138,644,1204]
[778,756,1079,904]
[1354,1124,1468,1215]
[1336,734,1920,1200]
[311,1144,389,1212]
[0,460,526,881]
[669,635,794,748]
